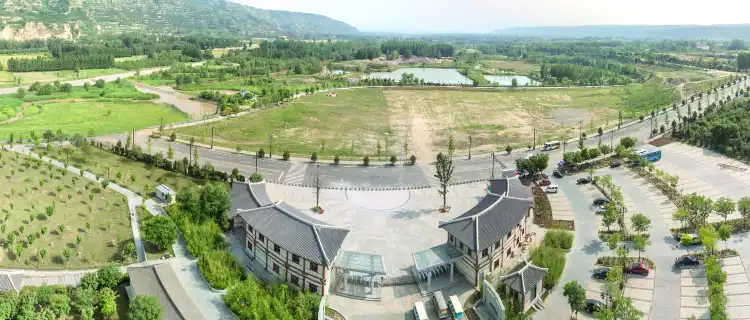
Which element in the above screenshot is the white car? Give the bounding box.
[545,185,558,193]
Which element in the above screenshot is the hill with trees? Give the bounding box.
[0,0,358,39]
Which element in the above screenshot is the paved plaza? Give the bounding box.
[680,256,750,320]
[548,189,575,221]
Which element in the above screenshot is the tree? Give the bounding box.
[699,226,718,254]
[121,242,136,262]
[434,152,454,212]
[14,243,23,259]
[99,288,117,319]
[506,145,512,154]
[141,216,177,251]
[619,137,636,149]
[62,248,72,265]
[738,196,750,227]
[563,280,586,318]
[630,213,651,235]
[310,152,318,163]
[447,135,456,156]
[16,87,25,98]
[169,132,176,142]
[128,295,163,320]
[511,78,518,87]
[713,197,735,223]
[37,249,47,269]
[719,223,732,250]
[602,204,618,232]
[683,194,714,229]
[632,235,650,262]
[98,264,123,289]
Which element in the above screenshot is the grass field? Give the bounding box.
[0,147,133,269]
[175,88,394,157]
[59,145,204,197]
[0,68,127,86]
[483,60,539,75]
[173,81,680,158]
[0,81,189,139]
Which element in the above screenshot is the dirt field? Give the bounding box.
[384,87,622,156]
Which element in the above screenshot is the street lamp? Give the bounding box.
[268,134,273,159]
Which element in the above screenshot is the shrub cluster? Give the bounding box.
[223,278,321,320]
[705,256,728,319]
[543,229,574,250]
[197,250,245,290]
[530,245,566,289]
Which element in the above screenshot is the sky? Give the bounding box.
[233,0,750,33]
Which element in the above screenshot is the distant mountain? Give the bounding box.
[493,24,750,39]
[0,0,358,40]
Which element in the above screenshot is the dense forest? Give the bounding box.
[675,91,750,160]
[380,40,455,58]
[4,33,240,72]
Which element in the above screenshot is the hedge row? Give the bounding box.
[596,256,656,269]
[197,250,245,290]
[532,184,575,231]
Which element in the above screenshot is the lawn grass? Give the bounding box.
[60,144,204,196]
[174,88,393,157]
[0,148,133,269]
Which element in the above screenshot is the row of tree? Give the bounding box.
[7,55,114,72]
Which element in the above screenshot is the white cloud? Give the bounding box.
[232,0,750,33]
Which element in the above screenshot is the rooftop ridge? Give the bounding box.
[312,225,330,266]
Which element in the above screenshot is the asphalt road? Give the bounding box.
[98,77,748,188]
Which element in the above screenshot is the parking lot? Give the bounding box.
[679,256,750,320]
[584,265,655,319]
[548,188,575,221]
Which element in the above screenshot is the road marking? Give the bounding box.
[284,162,308,184]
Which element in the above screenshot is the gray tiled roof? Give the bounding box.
[236,202,349,267]
[128,263,204,320]
[439,177,533,251]
[499,260,548,294]
[229,181,273,218]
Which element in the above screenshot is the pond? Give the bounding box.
[484,75,538,86]
[363,68,537,86]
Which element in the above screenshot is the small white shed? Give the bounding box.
[155,184,176,204]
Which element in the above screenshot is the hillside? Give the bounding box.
[494,24,750,40]
[0,0,358,40]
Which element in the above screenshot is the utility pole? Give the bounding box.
[255,151,258,173]
[468,135,472,160]
[610,130,614,150]
[268,134,273,159]
[532,127,536,150]
[211,126,214,149]
[491,152,495,179]
[563,140,567,153]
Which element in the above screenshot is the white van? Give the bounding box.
[413,301,429,320]
[545,185,559,193]
[433,291,449,319]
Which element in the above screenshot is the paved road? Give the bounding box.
[100,76,748,188]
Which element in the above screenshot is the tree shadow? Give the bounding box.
[392,208,435,220]
[582,239,605,255]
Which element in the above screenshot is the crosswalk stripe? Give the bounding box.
[284,162,308,184]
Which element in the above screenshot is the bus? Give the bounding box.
[448,295,464,319]
[434,291,449,319]
[636,147,662,162]
[413,302,429,320]
[543,141,561,151]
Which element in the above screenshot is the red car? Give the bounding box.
[626,263,650,276]
[539,179,551,186]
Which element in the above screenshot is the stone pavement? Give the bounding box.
[680,265,709,319]
[608,168,679,229]
[722,256,750,320]
[624,271,656,319]
[548,190,575,221]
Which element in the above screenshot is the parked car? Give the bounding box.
[610,161,622,168]
[539,179,551,186]
[674,255,700,268]
[626,263,650,276]
[553,170,564,178]
[584,299,605,314]
[545,185,559,193]
[595,205,607,214]
[576,177,592,184]
[592,267,611,279]
[593,198,610,206]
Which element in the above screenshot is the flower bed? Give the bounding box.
[598,231,650,242]
[532,185,574,231]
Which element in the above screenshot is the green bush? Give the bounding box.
[1,107,15,118]
[166,206,226,258]
[250,172,263,182]
[543,229,574,250]
[530,245,566,289]
[23,105,40,116]
[596,256,657,269]
[197,250,244,290]
[282,151,290,161]
[0,113,7,122]
[223,278,321,319]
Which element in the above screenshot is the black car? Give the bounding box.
[610,161,622,168]
[593,198,610,206]
[675,255,700,268]
[553,170,564,178]
[592,267,611,279]
[577,177,592,184]
[584,299,605,314]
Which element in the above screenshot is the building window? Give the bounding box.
[292,254,300,264]
[506,248,512,257]
[246,241,253,251]
[495,240,501,249]
[448,234,453,242]
[309,262,319,272]
[247,225,253,233]
[291,275,299,285]
[482,248,489,258]
[274,244,281,253]
[259,234,265,242]
[459,242,464,250]
[467,249,473,256]
[494,259,500,269]
[506,231,512,239]
[272,263,280,274]
[309,284,318,293]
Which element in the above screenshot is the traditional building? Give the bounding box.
[438,174,534,288]
[498,260,548,313]
[229,181,350,296]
